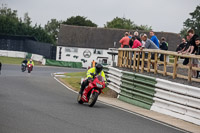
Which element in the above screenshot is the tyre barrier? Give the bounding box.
[104,66,200,125]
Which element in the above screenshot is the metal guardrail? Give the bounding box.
[104,66,200,125]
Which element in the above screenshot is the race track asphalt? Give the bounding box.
[0,64,188,133]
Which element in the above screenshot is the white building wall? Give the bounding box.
[56,46,118,68]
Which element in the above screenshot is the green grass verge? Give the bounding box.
[60,71,110,94]
[0,56,41,65]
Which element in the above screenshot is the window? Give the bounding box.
[93,49,103,55]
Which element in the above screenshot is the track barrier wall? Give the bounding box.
[0,50,27,58]
[45,59,82,68]
[104,66,200,125]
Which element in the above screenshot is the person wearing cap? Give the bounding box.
[119,32,130,48]
[140,33,159,50]
[140,33,159,68]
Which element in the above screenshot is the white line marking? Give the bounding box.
[52,73,190,133]
[53,76,78,94]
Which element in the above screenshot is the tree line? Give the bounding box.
[0,4,199,45]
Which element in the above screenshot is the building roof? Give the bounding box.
[58,24,181,51]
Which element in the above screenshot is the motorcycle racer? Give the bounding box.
[80,63,106,101]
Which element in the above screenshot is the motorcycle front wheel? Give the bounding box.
[88,92,99,107]
[77,93,83,104]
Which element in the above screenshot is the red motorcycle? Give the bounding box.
[77,75,108,107]
[27,64,33,73]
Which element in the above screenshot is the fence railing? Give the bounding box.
[118,48,200,82]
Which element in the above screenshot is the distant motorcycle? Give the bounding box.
[77,74,109,107]
[27,64,33,73]
[21,63,26,72]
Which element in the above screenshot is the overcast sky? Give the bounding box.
[1,0,200,33]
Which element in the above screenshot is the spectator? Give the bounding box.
[140,33,159,50]
[0,61,1,75]
[160,37,168,61]
[179,35,191,65]
[182,29,199,55]
[134,31,142,42]
[150,31,160,48]
[130,36,142,49]
[176,38,187,52]
[119,32,130,48]
[91,60,96,68]
[128,31,132,39]
[192,37,200,78]
[140,33,159,68]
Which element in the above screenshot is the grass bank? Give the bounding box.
[59,71,110,96]
[0,56,41,65]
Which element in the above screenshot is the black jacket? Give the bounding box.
[190,34,199,54]
[160,42,168,50]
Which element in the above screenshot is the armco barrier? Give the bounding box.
[0,50,27,58]
[46,59,82,68]
[103,67,122,93]
[31,54,43,62]
[105,66,200,125]
[119,71,156,110]
[0,50,44,63]
[151,79,200,125]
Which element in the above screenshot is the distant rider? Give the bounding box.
[27,59,34,69]
[22,58,28,68]
[80,63,106,101]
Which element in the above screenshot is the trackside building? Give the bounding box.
[57,25,181,68]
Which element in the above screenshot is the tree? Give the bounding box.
[0,4,19,35]
[45,19,61,44]
[0,4,55,44]
[180,5,200,37]
[104,17,152,31]
[23,12,31,26]
[62,15,97,27]
[104,17,136,30]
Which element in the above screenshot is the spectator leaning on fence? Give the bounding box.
[176,38,187,52]
[140,33,159,68]
[150,31,160,48]
[179,35,191,65]
[130,36,142,49]
[182,29,199,55]
[160,37,168,61]
[192,37,200,78]
[119,32,130,48]
[182,29,199,77]
[140,33,159,50]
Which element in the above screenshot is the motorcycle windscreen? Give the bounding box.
[96,75,104,82]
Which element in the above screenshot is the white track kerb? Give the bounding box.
[103,67,200,126]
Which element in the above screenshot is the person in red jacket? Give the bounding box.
[130,36,142,49]
[119,32,130,48]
